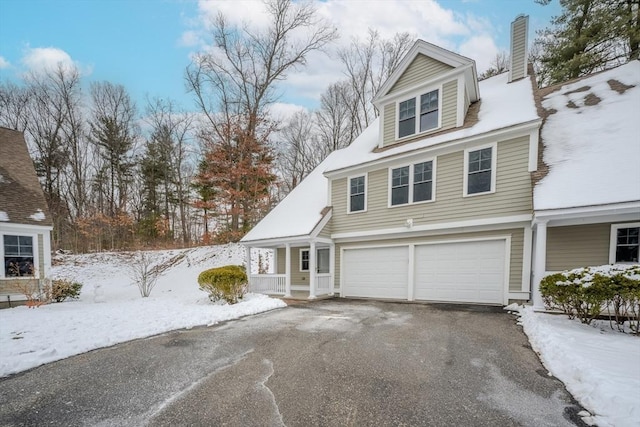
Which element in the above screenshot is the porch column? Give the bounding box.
[329,243,335,296]
[284,243,292,298]
[532,220,548,310]
[245,246,252,291]
[309,241,317,299]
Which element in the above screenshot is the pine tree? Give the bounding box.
[534,0,640,85]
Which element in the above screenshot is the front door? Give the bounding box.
[317,248,330,274]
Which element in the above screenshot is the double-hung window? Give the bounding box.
[465,145,495,196]
[349,175,366,213]
[398,89,439,139]
[3,235,35,277]
[610,224,639,263]
[390,160,434,206]
[300,249,310,272]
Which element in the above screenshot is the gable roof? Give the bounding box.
[0,127,53,227]
[373,40,479,105]
[534,61,640,211]
[242,71,538,243]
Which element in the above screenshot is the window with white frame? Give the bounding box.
[465,146,495,195]
[349,175,366,213]
[390,160,434,206]
[300,249,310,272]
[610,223,639,263]
[3,235,35,277]
[398,89,439,139]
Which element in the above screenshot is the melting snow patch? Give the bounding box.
[29,209,46,221]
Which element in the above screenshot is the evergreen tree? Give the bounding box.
[533,0,640,85]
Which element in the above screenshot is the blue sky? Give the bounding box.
[0,0,561,116]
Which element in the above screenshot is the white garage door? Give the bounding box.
[414,240,506,304]
[343,246,408,299]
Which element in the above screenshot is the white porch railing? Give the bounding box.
[250,274,286,295]
[316,273,332,296]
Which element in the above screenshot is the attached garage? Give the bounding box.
[342,246,408,299]
[341,238,508,305]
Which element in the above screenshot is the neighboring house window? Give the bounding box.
[3,235,34,277]
[610,224,639,263]
[465,145,496,196]
[398,89,439,139]
[300,249,310,272]
[390,160,434,206]
[349,175,366,213]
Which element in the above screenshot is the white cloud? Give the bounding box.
[21,47,87,75]
[178,30,201,47]
[459,34,500,73]
[268,102,308,123]
[0,56,10,69]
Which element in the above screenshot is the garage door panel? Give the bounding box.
[343,246,408,299]
[414,240,506,304]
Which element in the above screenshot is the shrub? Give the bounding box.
[129,251,161,297]
[51,279,82,302]
[198,265,247,304]
[540,264,640,331]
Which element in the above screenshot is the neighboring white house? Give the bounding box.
[0,127,53,307]
[241,15,640,306]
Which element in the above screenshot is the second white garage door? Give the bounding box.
[414,240,506,304]
[342,246,408,299]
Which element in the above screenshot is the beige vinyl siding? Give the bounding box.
[335,228,524,292]
[382,79,458,147]
[546,224,610,271]
[317,222,331,239]
[389,54,453,94]
[275,247,311,285]
[0,278,39,295]
[510,18,527,81]
[332,136,532,233]
[441,80,457,130]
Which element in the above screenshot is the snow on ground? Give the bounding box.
[0,244,285,378]
[514,306,640,427]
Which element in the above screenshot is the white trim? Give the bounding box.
[456,73,465,127]
[332,214,532,241]
[310,208,332,239]
[395,85,443,141]
[329,243,335,296]
[534,201,640,223]
[285,243,291,297]
[0,222,53,232]
[609,222,640,264]
[309,241,317,299]
[387,158,437,208]
[508,291,530,301]
[521,225,533,293]
[0,231,40,280]
[325,120,541,179]
[327,179,333,206]
[347,173,368,214]
[463,142,497,197]
[528,129,539,172]
[299,248,310,272]
[407,244,415,301]
[531,220,547,310]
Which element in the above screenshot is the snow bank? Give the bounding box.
[0,245,285,377]
[517,306,640,427]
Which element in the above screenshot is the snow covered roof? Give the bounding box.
[534,61,640,211]
[243,71,538,243]
[0,127,53,227]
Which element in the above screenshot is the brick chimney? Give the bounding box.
[508,15,529,82]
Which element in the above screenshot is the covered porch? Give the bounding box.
[244,238,336,300]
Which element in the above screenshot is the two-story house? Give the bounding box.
[241,15,640,306]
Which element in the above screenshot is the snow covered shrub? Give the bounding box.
[129,251,161,297]
[540,264,640,329]
[198,265,247,304]
[51,279,82,302]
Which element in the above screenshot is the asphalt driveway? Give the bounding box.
[0,300,585,426]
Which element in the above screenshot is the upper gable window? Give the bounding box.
[390,160,435,206]
[464,144,496,196]
[349,175,366,213]
[397,89,439,139]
